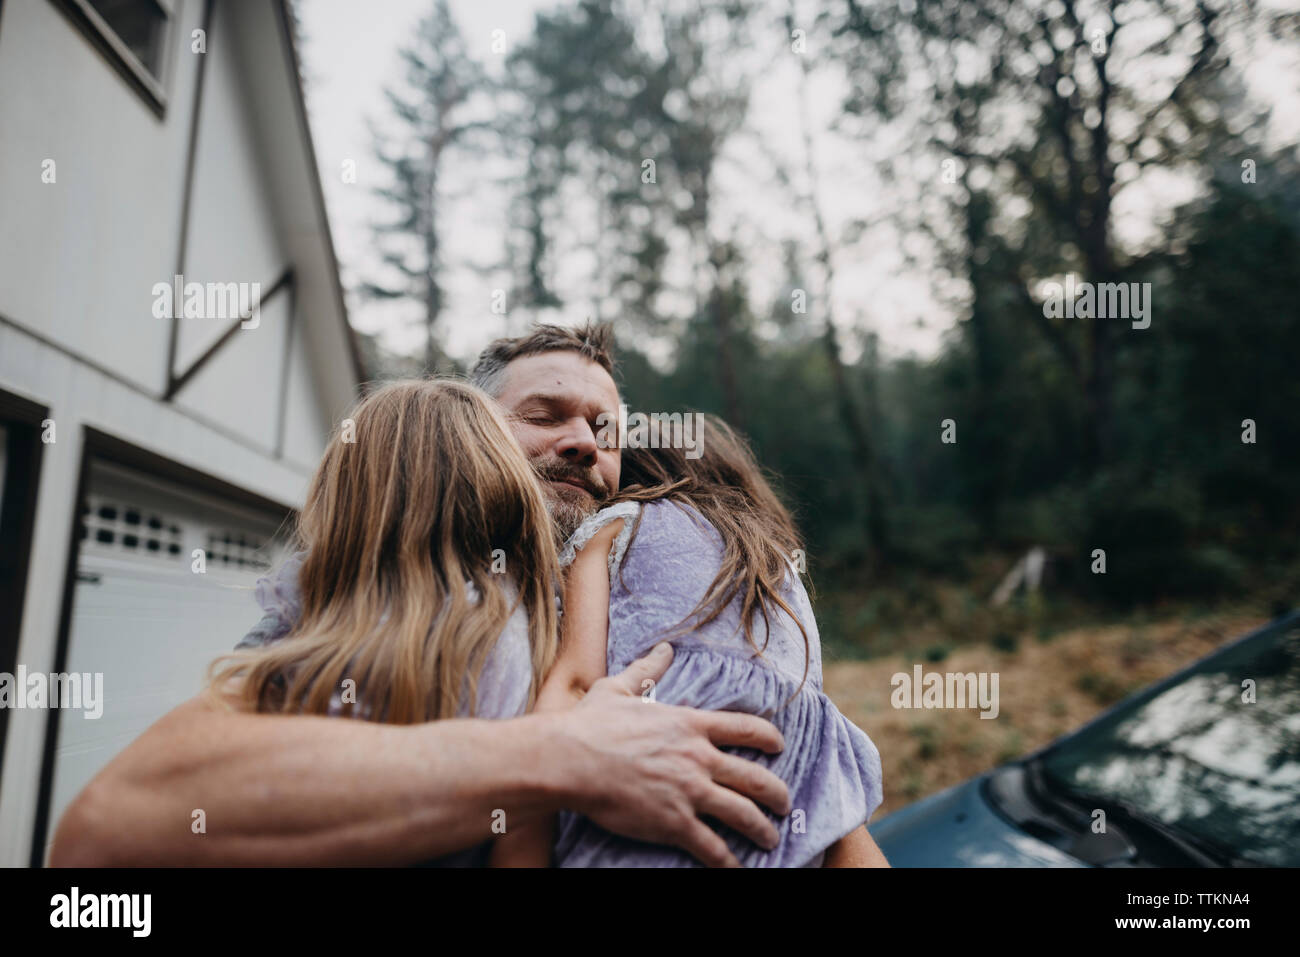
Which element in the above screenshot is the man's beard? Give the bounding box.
[531,457,612,543]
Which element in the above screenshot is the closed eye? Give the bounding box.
[518,411,556,425]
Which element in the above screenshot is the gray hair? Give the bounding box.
[468,322,617,398]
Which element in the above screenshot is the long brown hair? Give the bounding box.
[612,414,810,689]
[208,379,560,722]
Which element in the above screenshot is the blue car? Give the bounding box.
[869,610,1300,867]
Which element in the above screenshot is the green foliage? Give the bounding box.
[992,631,1019,654]
[620,160,1298,648]
[368,0,1300,648]
[923,643,952,663]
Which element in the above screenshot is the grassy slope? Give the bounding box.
[821,608,1266,820]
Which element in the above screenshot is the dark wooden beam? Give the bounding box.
[164,0,216,399]
[165,267,294,401]
[273,275,298,459]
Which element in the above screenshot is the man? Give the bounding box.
[49,324,790,868]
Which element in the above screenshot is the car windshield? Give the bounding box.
[1037,614,1300,866]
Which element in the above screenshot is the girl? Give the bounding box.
[494,414,885,867]
[207,379,560,865]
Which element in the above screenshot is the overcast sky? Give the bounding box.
[295,0,957,366]
[295,0,1300,368]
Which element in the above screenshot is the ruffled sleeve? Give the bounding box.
[235,550,307,650]
[558,501,642,579]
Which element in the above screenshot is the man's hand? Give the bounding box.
[49,643,789,868]
[551,642,791,867]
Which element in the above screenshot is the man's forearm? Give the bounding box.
[49,643,793,868]
[49,693,572,867]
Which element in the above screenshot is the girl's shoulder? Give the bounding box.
[559,497,721,580]
[636,497,721,546]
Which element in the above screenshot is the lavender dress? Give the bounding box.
[553,499,883,868]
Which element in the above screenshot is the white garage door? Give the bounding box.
[43,460,289,859]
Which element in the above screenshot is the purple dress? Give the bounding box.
[553,499,883,867]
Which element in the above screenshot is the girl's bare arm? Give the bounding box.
[489,518,625,867]
[823,825,891,867]
[541,519,626,706]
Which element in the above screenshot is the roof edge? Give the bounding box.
[271,0,367,390]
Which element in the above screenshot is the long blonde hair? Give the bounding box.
[208,379,559,722]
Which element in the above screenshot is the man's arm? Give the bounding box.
[49,643,789,868]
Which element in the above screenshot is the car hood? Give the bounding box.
[868,776,1087,868]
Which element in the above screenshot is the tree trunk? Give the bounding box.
[706,244,745,431]
[792,42,889,560]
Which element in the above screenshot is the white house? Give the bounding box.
[0,0,362,865]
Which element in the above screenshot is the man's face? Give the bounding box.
[494,351,622,541]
